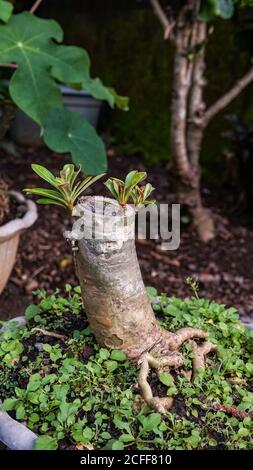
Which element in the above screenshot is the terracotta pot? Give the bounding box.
[0,191,38,294]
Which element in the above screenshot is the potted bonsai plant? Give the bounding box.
[0,163,251,451]
[24,163,214,415]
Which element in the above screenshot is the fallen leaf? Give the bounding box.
[60,258,73,269]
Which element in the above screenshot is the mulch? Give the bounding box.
[0,144,253,322]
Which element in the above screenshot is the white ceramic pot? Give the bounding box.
[0,191,38,294]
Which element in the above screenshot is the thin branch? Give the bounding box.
[30,0,44,14]
[150,0,174,40]
[205,68,253,126]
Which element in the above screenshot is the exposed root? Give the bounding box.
[189,340,217,378]
[31,328,67,340]
[138,356,173,414]
[146,352,184,369]
[208,403,253,419]
[138,328,216,414]
[168,327,209,351]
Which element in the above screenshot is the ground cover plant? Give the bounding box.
[0,285,252,450]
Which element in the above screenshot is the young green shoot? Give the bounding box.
[104,170,155,208]
[24,164,105,211]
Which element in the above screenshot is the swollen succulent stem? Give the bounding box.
[66,196,215,413]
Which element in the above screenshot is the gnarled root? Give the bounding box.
[138,328,216,414]
[138,356,174,414]
[167,327,209,351]
[146,352,184,369]
[189,340,217,379]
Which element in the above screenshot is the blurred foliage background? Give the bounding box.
[16,0,253,181]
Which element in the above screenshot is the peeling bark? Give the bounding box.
[73,197,162,360]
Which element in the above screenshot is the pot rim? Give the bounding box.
[0,316,37,450]
[0,191,38,242]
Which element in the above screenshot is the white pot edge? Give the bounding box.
[0,316,37,450]
[0,192,38,242]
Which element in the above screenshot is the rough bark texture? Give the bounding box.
[170,6,215,242]
[151,0,253,242]
[67,196,215,413]
[73,197,162,360]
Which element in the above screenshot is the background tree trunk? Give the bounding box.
[150,0,253,242]
[171,12,215,242]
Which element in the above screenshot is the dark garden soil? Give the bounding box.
[0,143,253,322]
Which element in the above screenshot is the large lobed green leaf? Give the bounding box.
[0,12,90,123]
[82,78,129,111]
[43,108,107,175]
[0,0,13,23]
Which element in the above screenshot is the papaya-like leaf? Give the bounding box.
[107,87,129,111]
[0,12,90,123]
[82,78,129,111]
[83,78,115,108]
[43,107,107,175]
[71,75,129,111]
[0,1,13,23]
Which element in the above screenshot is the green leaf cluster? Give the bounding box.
[105,170,155,208]
[24,163,104,210]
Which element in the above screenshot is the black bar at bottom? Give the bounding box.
[0,450,252,467]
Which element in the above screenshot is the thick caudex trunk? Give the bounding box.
[67,196,215,413]
[73,197,162,360]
